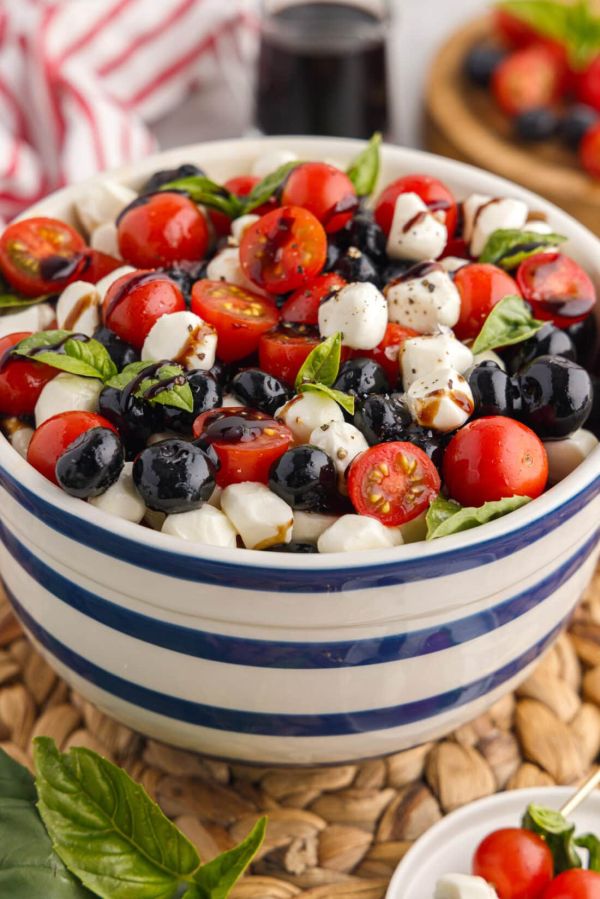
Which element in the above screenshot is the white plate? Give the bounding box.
[386,787,600,898]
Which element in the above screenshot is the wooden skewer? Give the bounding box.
[560,768,600,818]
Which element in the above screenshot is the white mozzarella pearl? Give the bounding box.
[251,149,298,179]
[386,193,447,261]
[222,394,245,408]
[318,515,404,553]
[34,373,103,427]
[440,255,469,273]
[385,265,460,333]
[0,303,55,339]
[162,504,238,547]
[220,482,293,550]
[95,265,136,301]
[545,429,598,484]
[89,462,145,523]
[207,484,223,508]
[463,193,528,256]
[141,311,217,371]
[75,180,137,235]
[406,367,474,432]
[401,332,473,389]
[90,221,122,259]
[309,420,368,483]
[56,281,101,336]
[205,247,269,297]
[276,392,344,444]
[318,281,388,349]
[524,219,553,234]
[472,349,506,370]
[435,873,499,898]
[9,425,34,458]
[230,215,260,245]
[292,511,339,544]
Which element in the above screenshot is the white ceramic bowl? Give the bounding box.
[0,137,598,765]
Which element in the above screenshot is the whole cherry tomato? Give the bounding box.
[543,870,600,899]
[375,174,458,238]
[0,332,57,416]
[454,263,521,341]
[516,252,597,327]
[258,324,323,385]
[191,280,280,362]
[0,217,86,297]
[117,192,210,268]
[281,162,357,233]
[103,270,186,349]
[361,323,418,387]
[492,45,565,116]
[576,56,600,114]
[281,273,346,325]
[27,411,118,485]
[581,121,600,180]
[473,828,553,899]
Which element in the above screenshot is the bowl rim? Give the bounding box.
[1,134,599,573]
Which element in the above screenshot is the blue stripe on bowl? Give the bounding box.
[0,462,599,593]
[5,581,564,737]
[1,519,597,670]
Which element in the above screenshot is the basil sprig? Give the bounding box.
[0,276,52,312]
[242,160,301,212]
[13,331,117,382]
[295,332,355,415]
[346,132,382,196]
[107,360,194,413]
[479,228,567,271]
[426,494,531,540]
[498,0,600,70]
[471,295,545,355]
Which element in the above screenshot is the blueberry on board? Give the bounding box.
[269,446,337,512]
[133,439,216,513]
[519,354,593,438]
[56,427,124,498]
[515,107,558,142]
[140,163,205,195]
[558,104,599,150]
[464,43,506,86]
[333,358,390,397]
[93,326,139,370]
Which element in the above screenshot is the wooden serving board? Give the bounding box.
[425,16,600,235]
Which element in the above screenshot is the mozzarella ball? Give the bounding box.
[318,515,404,553]
[318,282,388,349]
[0,302,55,340]
[162,504,238,547]
[221,482,293,550]
[230,214,260,245]
[35,373,103,426]
[142,311,217,371]
[9,425,34,459]
[524,219,553,234]
[463,193,528,256]
[251,149,298,179]
[89,462,145,523]
[207,484,223,508]
[75,179,137,235]
[56,281,101,336]
[222,394,246,408]
[401,332,474,389]
[90,221,122,258]
[385,265,460,333]
[309,420,368,482]
[435,873,499,899]
[472,348,506,370]
[545,429,598,484]
[440,255,469,273]
[406,367,474,432]
[95,265,136,301]
[206,247,269,297]
[292,511,339,544]
[386,193,447,261]
[277,392,344,444]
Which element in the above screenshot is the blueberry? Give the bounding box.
[333,358,389,397]
[515,107,558,142]
[464,43,506,86]
[133,439,216,513]
[158,370,222,434]
[93,327,139,370]
[338,213,386,260]
[208,359,232,390]
[519,355,593,438]
[324,240,342,272]
[558,104,599,150]
[333,246,381,286]
[162,260,209,304]
[354,393,412,445]
[381,259,415,286]
[56,427,124,498]
[566,314,598,370]
[587,374,600,438]
[266,542,319,553]
[269,446,337,511]
[403,424,448,471]
[140,162,205,195]
[99,386,158,457]
[467,361,517,417]
[230,369,292,416]
[502,322,576,374]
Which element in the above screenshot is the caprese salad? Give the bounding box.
[0,135,596,553]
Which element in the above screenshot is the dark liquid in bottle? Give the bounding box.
[256,2,388,138]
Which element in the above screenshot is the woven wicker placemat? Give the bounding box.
[2,570,600,899]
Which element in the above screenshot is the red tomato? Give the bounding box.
[0,217,86,297]
[374,174,458,238]
[102,270,186,349]
[516,252,597,327]
[190,280,280,362]
[443,236,470,260]
[209,175,277,237]
[240,206,327,294]
[117,192,210,268]
[259,324,321,385]
[0,332,57,416]
[281,273,346,325]
[576,56,600,113]
[81,249,123,284]
[494,9,540,47]
[280,162,357,233]
[581,121,600,179]
[454,263,521,341]
[443,417,548,507]
[543,870,600,899]
[193,406,292,487]
[27,411,118,485]
[361,323,418,387]
[473,828,553,899]
[492,46,565,116]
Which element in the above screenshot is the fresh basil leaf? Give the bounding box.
[159,176,244,218]
[479,228,567,270]
[13,331,117,381]
[107,361,194,413]
[13,329,70,352]
[34,736,201,899]
[498,0,600,70]
[346,132,382,196]
[523,804,583,873]
[295,332,342,389]
[299,382,355,416]
[575,834,600,871]
[471,295,545,355]
[106,360,156,391]
[192,818,266,899]
[426,495,532,540]
[0,292,52,311]
[0,746,36,801]
[241,161,301,214]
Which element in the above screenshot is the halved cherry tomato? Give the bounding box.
[0,217,86,297]
[347,442,441,527]
[454,263,521,340]
[240,206,327,294]
[259,324,321,385]
[281,273,346,325]
[576,56,600,113]
[361,323,419,387]
[103,270,186,349]
[543,870,600,899]
[473,828,553,899]
[191,280,280,362]
[193,406,292,487]
[0,332,57,416]
[581,121,600,179]
[443,417,548,507]
[492,45,565,116]
[27,411,118,485]
[442,236,470,260]
[516,252,597,327]
[117,192,210,268]
[81,249,123,284]
[281,162,357,233]
[374,174,458,238]
[208,175,278,237]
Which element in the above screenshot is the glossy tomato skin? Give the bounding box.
[454,263,521,341]
[117,192,210,268]
[208,176,277,237]
[443,416,548,507]
[473,828,553,899]
[361,323,419,387]
[543,870,600,899]
[347,441,441,526]
[81,249,123,284]
[240,206,327,294]
[581,121,600,179]
[0,332,57,416]
[0,217,86,297]
[103,270,186,349]
[492,45,564,116]
[281,273,346,325]
[516,252,597,327]
[27,411,118,485]
[257,324,348,386]
[191,280,280,362]
[281,162,357,233]
[576,56,600,114]
[494,9,540,47]
[374,174,458,238]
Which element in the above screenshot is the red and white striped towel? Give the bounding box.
[0,0,251,224]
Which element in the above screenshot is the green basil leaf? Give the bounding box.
[106,361,194,413]
[498,0,600,70]
[299,382,355,416]
[471,295,545,355]
[159,176,244,218]
[106,360,156,391]
[14,331,117,382]
[295,332,342,389]
[346,132,382,196]
[0,292,52,311]
[575,834,600,871]
[34,736,201,899]
[192,818,266,899]
[241,161,301,214]
[0,746,36,801]
[479,228,567,270]
[523,803,583,873]
[426,495,532,540]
